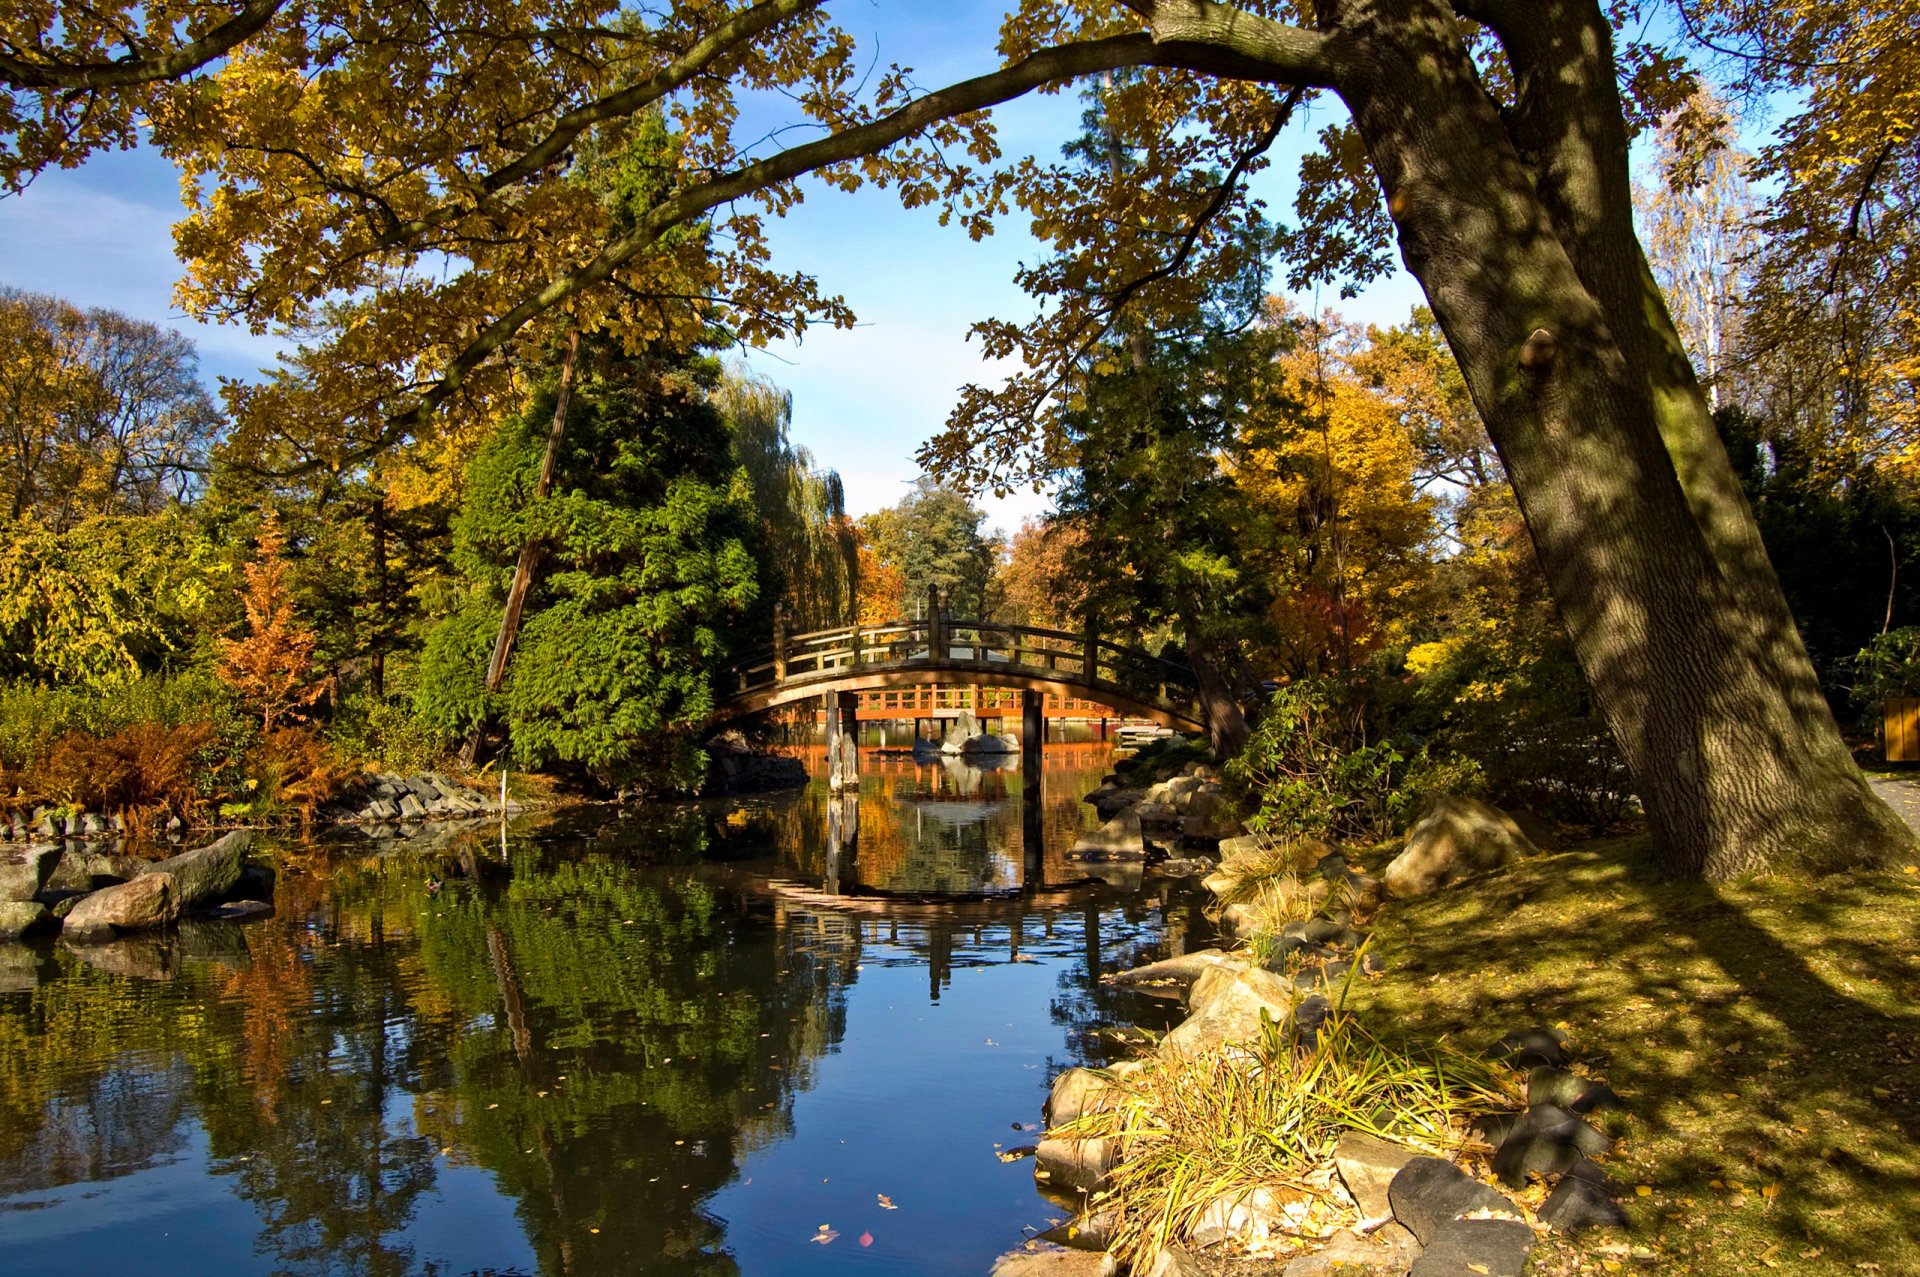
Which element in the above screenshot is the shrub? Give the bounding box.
[34,721,215,819]
[1226,679,1432,842]
[1848,626,1920,721]
[326,688,451,775]
[223,727,354,828]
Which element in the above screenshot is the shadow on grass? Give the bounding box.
[1357,840,1920,1275]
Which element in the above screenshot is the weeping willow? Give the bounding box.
[715,368,858,631]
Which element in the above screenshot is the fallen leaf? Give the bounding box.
[810,1230,838,1246]
[1635,1185,1653,1197]
[1468,1265,1490,1275]
[877,1193,898,1210]
[859,1232,873,1248]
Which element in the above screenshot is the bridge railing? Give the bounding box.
[725,604,1200,717]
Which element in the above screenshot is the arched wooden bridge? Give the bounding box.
[713,608,1205,730]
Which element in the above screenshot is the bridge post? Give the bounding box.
[850,622,862,667]
[828,690,861,792]
[773,603,788,682]
[1082,619,1099,684]
[928,585,947,661]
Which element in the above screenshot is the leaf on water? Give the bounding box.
[810,1230,838,1245]
[877,1193,898,1209]
[859,1232,874,1248]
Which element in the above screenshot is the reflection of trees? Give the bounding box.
[0,815,858,1277]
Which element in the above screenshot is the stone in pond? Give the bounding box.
[1033,1135,1118,1194]
[63,873,179,941]
[0,899,51,940]
[138,829,252,910]
[0,846,58,901]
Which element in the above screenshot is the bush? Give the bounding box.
[221,727,354,827]
[327,688,452,775]
[1226,678,1442,842]
[34,722,215,819]
[1847,626,1920,722]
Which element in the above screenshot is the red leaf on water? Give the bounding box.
[859,1232,874,1248]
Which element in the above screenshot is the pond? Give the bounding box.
[0,746,1214,1276]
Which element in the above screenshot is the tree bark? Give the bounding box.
[461,330,581,766]
[1328,0,1912,876]
[1183,627,1251,758]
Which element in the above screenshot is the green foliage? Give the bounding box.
[1847,626,1920,713]
[860,476,999,617]
[1226,678,1442,842]
[0,510,224,687]
[325,686,451,775]
[417,343,759,789]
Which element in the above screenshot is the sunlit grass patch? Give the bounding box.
[1351,837,1920,1277]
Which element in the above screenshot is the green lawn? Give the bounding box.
[1347,839,1920,1275]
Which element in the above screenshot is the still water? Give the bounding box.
[0,747,1212,1276]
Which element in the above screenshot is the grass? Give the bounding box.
[1347,837,1920,1276]
[1060,998,1517,1265]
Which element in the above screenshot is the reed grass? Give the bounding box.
[1059,993,1518,1264]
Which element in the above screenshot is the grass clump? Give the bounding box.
[1060,1000,1516,1264]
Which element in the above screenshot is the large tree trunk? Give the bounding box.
[1330,0,1912,877]
[1183,627,1251,758]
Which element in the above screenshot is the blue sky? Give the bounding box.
[0,1,1428,532]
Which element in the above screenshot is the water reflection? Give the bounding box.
[0,749,1210,1277]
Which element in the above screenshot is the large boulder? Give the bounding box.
[0,899,51,940]
[1188,1185,1307,1245]
[1387,1157,1524,1246]
[1384,796,1538,898]
[1070,809,1144,859]
[63,873,179,942]
[1045,1062,1141,1127]
[0,846,59,901]
[1180,786,1240,841]
[961,732,1021,754]
[1033,1135,1120,1194]
[1104,949,1247,998]
[940,709,984,754]
[139,829,252,911]
[1335,1131,1419,1221]
[1162,967,1297,1056]
[47,847,137,893]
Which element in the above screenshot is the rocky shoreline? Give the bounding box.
[994,776,1629,1277]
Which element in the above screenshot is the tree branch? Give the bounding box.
[0,0,286,90]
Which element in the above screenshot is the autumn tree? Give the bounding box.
[859,479,1000,620]
[7,0,1913,873]
[999,517,1089,630]
[0,288,221,528]
[220,514,325,731]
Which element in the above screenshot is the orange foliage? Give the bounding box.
[218,514,325,730]
[248,726,353,829]
[999,516,1089,630]
[855,531,907,626]
[33,721,214,821]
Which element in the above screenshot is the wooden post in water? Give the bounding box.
[828,690,861,791]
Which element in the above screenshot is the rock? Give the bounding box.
[47,847,136,892]
[0,846,59,901]
[65,932,178,980]
[1180,787,1239,841]
[1490,1103,1611,1185]
[1495,1027,1570,1069]
[1157,858,1207,878]
[1282,1225,1423,1276]
[1383,796,1538,897]
[1033,1135,1119,1194]
[1070,809,1144,859]
[1142,1244,1208,1277]
[1528,1066,1622,1114]
[63,873,179,941]
[398,792,428,819]
[1045,1065,1137,1127]
[1408,1217,1536,1277]
[1092,788,1146,820]
[0,899,52,939]
[1539,1162,1628,1232]
[224,861,277,905]
[1163,967,1298,1056]
[1189,1185,1305,1245]
[139,830,252,911]
[202,899,274,920]
[1035,1210,1121,1251]
[988,1247,1110,1277]
[79,813,110,837]
[1105,949,1246,997]
[1336,1131,1419,1221]
[1388,1157,1523,1246]
[961,732,1021,754]
[368,797,401,821]
[1469,1112,1519,1148]
[1132,801,1180,831]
